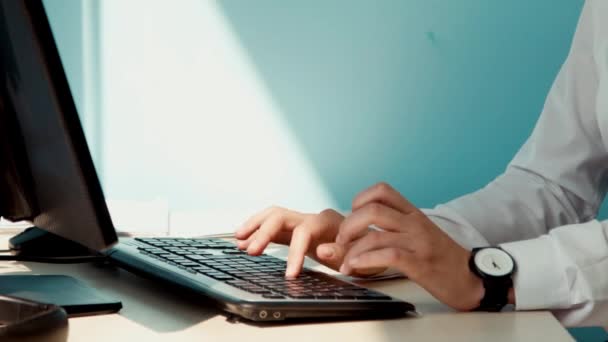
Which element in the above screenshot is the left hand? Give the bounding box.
[336,182,484,311]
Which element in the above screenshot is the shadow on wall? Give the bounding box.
[217,0,585,211]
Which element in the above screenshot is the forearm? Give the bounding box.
[422,166,592,248]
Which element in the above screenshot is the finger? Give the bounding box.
[246,214,285,255]
[316,242,346,269]
[340,231,406,274]
[316,242,386,276]
[237,225,267,249]
[236,234,253,250]
[347,247,410,274]
[352,182,418,215]
[235,207,277,240]
[285,226,312,278]
[237,230,292,250]
[285,209,344,278]
[336,203,408,245]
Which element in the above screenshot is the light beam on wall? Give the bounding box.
[99,0,335,233]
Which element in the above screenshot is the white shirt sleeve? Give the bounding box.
[422,0,608,327]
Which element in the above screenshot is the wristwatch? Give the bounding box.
[468,247,516,312]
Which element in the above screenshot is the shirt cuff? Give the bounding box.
[500,236,571,310]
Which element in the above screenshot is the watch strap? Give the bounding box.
[475,276,512,312]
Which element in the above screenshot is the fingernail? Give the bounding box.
[285,268,295,279]
[247,240,259,253]
[339,264,350,275]
[319,245,335,259]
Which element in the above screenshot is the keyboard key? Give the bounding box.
[207,273,234,281]
[249,289,272,294]
[222,249,245,255]
[192,244,231,249]
[227,279,248,285]
[178,262,200,267]
[185,254,210,260]
[170,259,189,264]
[262,294,286,299]
[139,248,165,254]
[189,250,210,255]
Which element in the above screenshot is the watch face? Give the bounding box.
[474,248,514,277]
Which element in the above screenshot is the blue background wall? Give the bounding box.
[43,0,84,114]
[217,0,586,211]
[41,0,600,217]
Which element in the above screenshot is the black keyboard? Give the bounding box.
[134,237,392,301]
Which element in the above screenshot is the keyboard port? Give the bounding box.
[272,311,281,319]
[259,310,268,319]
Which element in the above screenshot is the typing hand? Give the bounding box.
[235,207,386,278]
[336,182,484,311]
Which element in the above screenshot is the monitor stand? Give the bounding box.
[9,227,96,258]
[1,227,122,316]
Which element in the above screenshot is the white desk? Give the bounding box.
[0,233,573,342]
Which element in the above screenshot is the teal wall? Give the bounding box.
[42,0,84,115]
[218,0,586,211]
[41,0,600,217]
[43,0,103,174]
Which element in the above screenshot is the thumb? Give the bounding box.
[316,242,347,270]
[316,243,385,277]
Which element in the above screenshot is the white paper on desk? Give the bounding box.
[0,217,33,231]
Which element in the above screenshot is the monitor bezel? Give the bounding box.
[0,0,118,250]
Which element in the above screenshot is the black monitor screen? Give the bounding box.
[0,0,117,251]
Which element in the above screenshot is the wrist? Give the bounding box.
[466,269,486,310]
[508,287,515,305]
[458,251,485,311]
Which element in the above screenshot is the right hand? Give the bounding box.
[235,207,386,278]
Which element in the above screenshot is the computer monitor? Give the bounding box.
[0,0,117,253]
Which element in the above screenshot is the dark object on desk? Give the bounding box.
[0,227,107,264]
[0,295,68,342]
[9,227,100,259]
[0,0,416,323]
[567,327,608,342]
[0,275,122,316]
